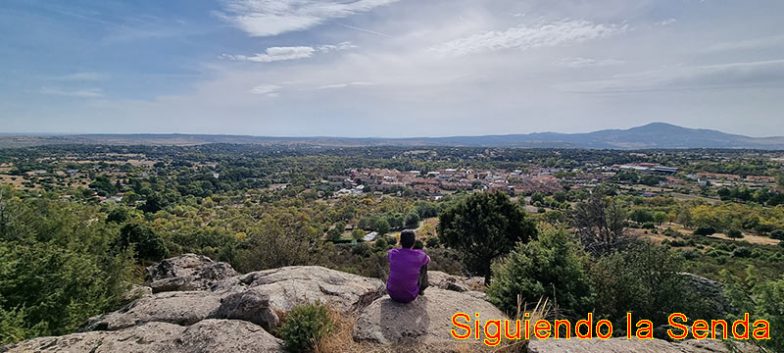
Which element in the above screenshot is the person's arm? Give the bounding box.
[418,253,429,294]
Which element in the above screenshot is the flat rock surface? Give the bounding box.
[5,320,282,353]
[235,266,386,313]
[353,288,508,345]
[85,291,223,331]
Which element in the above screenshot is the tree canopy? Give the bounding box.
[438,192,537,283]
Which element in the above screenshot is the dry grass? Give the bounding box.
[316,309,361,353]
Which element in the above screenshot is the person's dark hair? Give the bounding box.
[400,230,416,249]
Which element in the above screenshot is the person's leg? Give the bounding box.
[418,264,429,295]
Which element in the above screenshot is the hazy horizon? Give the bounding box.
[2,1,784,137]
[2,122,784,139]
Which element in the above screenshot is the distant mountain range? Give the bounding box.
[2,123,784,150]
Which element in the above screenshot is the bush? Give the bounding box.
[668,239,687,247]
[723,268,784,352]
[278,303,333,353]
[373,237,388,251]
[681,250,699,260]
[425,237,440,248]
[732,247,752,258]
[404,212,420,229]
[0,199,135,343]
[589,241,703,326]
[727,229,743,239]
[117,223,168,262]
[771,230,784,241]
[693,227,716,236]
[487,227,593,316]
[663,228,681,237]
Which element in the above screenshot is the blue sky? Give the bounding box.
[1,0,783,137]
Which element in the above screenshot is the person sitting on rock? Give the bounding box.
[386,230,430,303]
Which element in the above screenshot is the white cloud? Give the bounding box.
[656,18,676,26]
[560,57,625,68]
[224,41,355,63]
[316,81,374,89]
[430,19,626,56]
[225,46,316,63]
[704,35,784,52]
[220,0,400,37]
[560,59,784,93]
[249,84,281,97]
[317,41,357,52]
[40,87,104,98]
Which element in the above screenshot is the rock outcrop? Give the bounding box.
[353,288,507,345]
[7,320,282,353]
[225,266,386,313]
[1,254,765,353]
[4,255,387,353]
[146,254,238,293]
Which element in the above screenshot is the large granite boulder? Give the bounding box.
[84,291,224,331]
[353,288,507,345]
[146,253,238,293]
[211,291,279,330]
[230,266,386,313]
[174,319,282,353]
[4,320,282,353]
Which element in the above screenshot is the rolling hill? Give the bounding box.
[1,123,783,149]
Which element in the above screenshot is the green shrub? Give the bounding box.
[731,247,752,258]
[373,237,388,251]
[723,268,784,352]
[681,250,699,260]
[663,228,681,237]
[589,241,706,326]
[771,230,784,241]
[668,239,686,247]
[487,227,593,316]
[727,229,743,239]
[117,223,168,262]
[693,227,716,236]
[278,303,333,353]
[0,198,135,343]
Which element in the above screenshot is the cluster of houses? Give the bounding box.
[613,163,679,175]
[687,172,777,188]
[342,167,563,197]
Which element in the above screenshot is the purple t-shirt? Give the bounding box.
[386,248,430,303]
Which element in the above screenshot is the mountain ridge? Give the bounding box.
[1,122,783,150]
